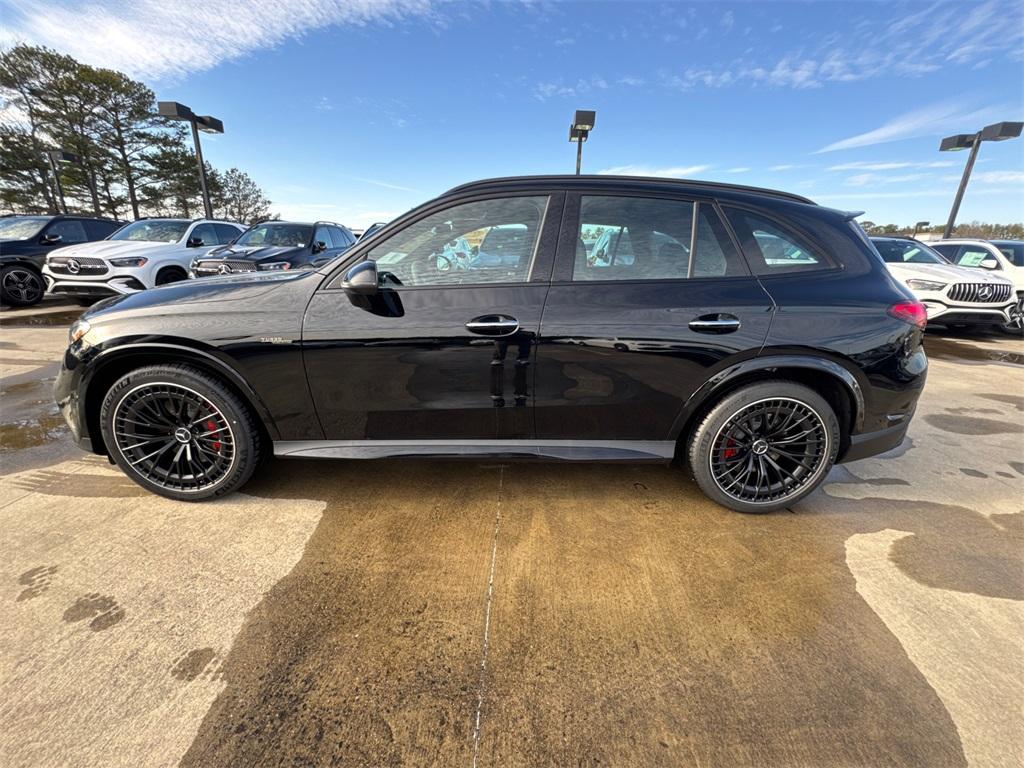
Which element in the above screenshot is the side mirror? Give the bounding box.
[186,237,204,248]
[341,260,379,297]
[312,240,328,254]
[41,233,62,245]
[979,258,999,269]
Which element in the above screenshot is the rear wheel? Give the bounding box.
[99,364,262,501]
[688,381,840,513]
[1,265,45,307]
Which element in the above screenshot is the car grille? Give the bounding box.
[194,260,258,274]
[947,283,1012,304]
[48,256,108,276]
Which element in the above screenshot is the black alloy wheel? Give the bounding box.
[689,381,840,513]
[101,364,262,500]
[1,266,45,306]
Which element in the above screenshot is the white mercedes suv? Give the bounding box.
[929,239,1024,334]
[870,236,1015,329]
[43,218,244,305]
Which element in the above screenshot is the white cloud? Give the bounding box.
[0,0,436,80]
[598,164,711,178]
[724,167,751,173]
[347,176,420,193]
[533,76,608,101]
[720,11,734,31]
[814,101,1013,153]
[972,171,1024,184]
[827,160,956,171]
[769,164,797,171]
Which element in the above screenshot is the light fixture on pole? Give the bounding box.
[157,101,225,219]
[939,121,1022,238]
[911,220,929,239]
[568,110,596,175]
[45,149,78,215]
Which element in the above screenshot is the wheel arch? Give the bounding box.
[81,343,278,455]
[670,355,865,462]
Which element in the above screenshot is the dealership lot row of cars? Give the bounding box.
[1,210,1022,336]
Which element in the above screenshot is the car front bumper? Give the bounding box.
[43,271,147,297]
[919,299,1013,325]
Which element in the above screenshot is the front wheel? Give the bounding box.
[999,300,1024,336]
[1,265,45,306]
[688,381,840,513]
[100,364,263,501]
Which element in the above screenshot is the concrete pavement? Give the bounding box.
[1,307,1021,767]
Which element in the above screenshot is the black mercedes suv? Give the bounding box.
[55,176,927,513]
[190,220,356,276]
[0,214,124,306]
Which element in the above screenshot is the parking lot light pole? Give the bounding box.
[911,220,929,238]
[45,149,78,215]
[569,110,596,175]
[157,101,225,219]
[940,121,1022,238]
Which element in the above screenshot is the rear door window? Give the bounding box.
[44,219,88,243]
[190,223,218,247]
[214,223,241,244]
[83,219,120,240]
[573,195,745,281]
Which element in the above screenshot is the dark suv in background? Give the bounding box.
[56,175,927,513]
[190,220,356,276]
[0,214,124,306]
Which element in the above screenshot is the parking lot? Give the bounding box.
[1,299,1021,768]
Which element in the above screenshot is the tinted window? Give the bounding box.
[214,224,241,244]
[329,226,352,247]
[993,241,1024,267]
[313,226,334,248]
[190,223,218,246]
[726,209,824,274]
[45,219,88,243]
[365,195,548,287]
[574,196,745,281]
[929,243,959,260]
[871,239,948,264]
[83,219,121,240]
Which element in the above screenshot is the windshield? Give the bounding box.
[993,241,1024,267]
[0,216,49,240]
[235,223,312,247]
[109,220,190,243]
[872,239,949,265]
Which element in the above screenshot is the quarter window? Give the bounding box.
[364,196,548,287]
[725,209,824,274]
[574,196,745,281]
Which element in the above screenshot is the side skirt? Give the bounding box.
[273,439,676,462]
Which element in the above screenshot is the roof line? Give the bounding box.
[444,175,815,205]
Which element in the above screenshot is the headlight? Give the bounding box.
[109,256,148,267]
[905,279,947,292]
[69,319,91,344]
[257,262,291,271]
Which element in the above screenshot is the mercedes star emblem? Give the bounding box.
[978,285,993,301]
[66,258,81,274]
[218,264,232,275]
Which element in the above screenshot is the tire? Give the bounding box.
[99,364,263,501]
[0,265,45,307]
[688,381,840,514]
[155,267,187,286]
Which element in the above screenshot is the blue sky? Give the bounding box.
[3,0,1023,227]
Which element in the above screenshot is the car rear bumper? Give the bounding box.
[839,419,910,463]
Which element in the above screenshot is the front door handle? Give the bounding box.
[466,314,520,337]
[689,313,741,334]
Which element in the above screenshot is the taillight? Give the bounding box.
[888,300,927,329]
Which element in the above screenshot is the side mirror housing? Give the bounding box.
[979,258,999,269]
[312,240,328,254]
[341,260,379,297]
[41,233,62,245]
[186,237,204,248]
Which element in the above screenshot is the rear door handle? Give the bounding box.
[466,314,520,337]
[689,313,741,334]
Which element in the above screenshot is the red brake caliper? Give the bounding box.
[722,438,738,460]
[205,418,221,452]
